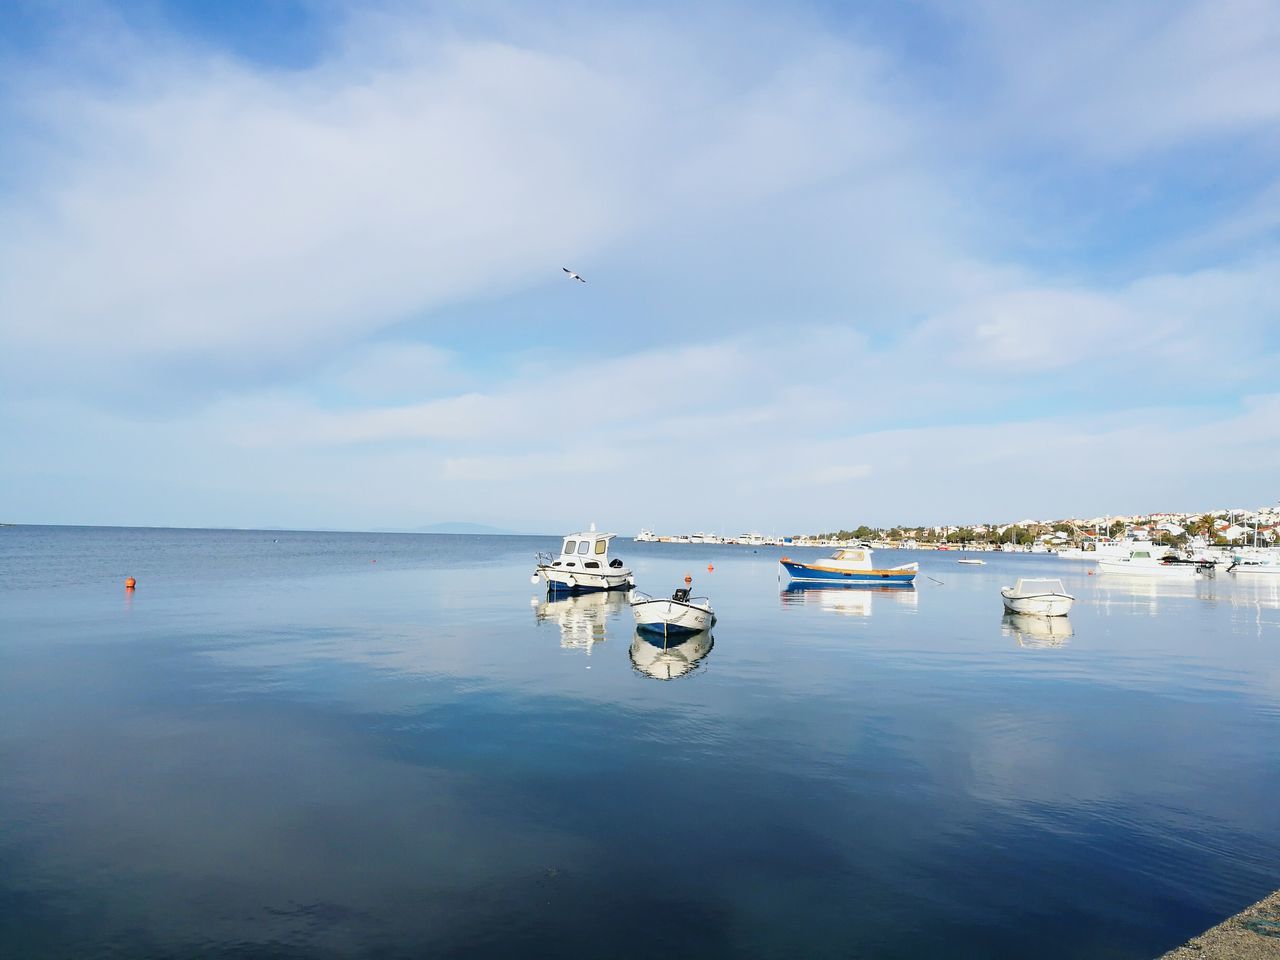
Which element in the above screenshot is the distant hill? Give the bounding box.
[409,522,523,535]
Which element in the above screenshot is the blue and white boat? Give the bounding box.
[533,524,635,595]
[779,546,917,585]
[630,585,716,638]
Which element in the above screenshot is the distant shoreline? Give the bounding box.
[0,522,546,537]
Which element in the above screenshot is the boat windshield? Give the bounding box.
[1016,578,1066,593]
[834,550,866,562]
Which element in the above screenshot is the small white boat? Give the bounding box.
[1097,548,1201,578]
[1229,555,1280,575]
[957,557,986,565]
[630,585,716,638]
[533,524,635,595]
[1000,578,1075,616]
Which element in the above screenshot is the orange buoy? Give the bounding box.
[124,577,136,590]
[707,563,714,572]
[684,574,692,584]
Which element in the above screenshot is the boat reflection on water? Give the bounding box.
[532,590,629,654]
[629,629,715,680]
[779,583,919,617]
[1001,612,1074,647]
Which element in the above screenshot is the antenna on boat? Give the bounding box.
[590,522,596,532]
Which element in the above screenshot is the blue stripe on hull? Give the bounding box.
[636,624,707,642]
[546,580,630,595]
[780,561,915,585]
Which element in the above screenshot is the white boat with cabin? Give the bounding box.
[1097,548,1200,578]
[533,525,635,595]
[1000,578,1075,616]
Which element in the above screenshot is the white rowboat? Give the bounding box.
[1000,578,1075,617]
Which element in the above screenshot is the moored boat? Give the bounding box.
[779,546,917,585]
[630,585,716,638]
[1229,555,1280,575]
[1000,577,1075,616]
[533,524,635,595]
[1098,548,1203,578]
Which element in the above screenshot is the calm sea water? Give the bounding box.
[1,525,1278,959]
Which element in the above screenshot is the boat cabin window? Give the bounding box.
[563,540,577,555]
[594,540,607,555]
[577,541,590,555]
[1133,550,1151,559]
[836,550,866,562]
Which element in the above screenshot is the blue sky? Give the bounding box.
[1,0,1278,533]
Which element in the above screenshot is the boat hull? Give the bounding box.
[780,560,916,585]
[538,566,634,594]
[1000,592,1075,616]
[1097,559,1197,578]
[631,599,716,637]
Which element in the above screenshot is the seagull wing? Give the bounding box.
[562,267,572,274]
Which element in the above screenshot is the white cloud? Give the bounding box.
[0,6,926,397]
[810,464,873,484]
[1,3,1278,530]
[963,0,1280,159]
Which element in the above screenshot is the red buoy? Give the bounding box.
[124,577,136,590]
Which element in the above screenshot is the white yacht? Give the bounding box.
[1098,548,1199,578]
[1059,536,1172,561]
[533,525,635,595]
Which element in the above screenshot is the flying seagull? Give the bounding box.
[562,267,586,283]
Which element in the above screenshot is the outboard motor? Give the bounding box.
[672,587,691,602]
